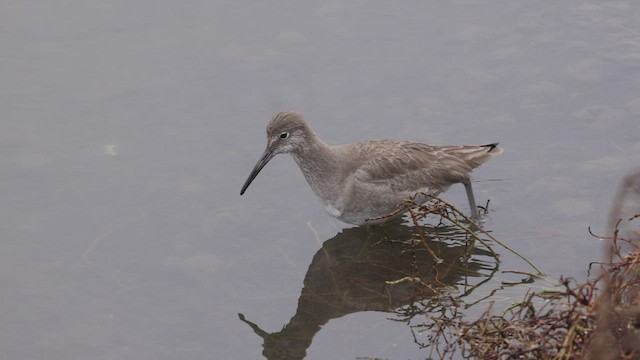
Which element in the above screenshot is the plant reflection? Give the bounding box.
[239,216,500,359]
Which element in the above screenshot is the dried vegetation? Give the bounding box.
[393,171,640,360]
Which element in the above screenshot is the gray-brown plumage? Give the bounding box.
[240,111,503,225]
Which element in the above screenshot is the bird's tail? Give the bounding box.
[442,143,504,169]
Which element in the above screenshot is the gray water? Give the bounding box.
[3,1,640,359]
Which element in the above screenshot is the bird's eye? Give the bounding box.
[279,132,289,139]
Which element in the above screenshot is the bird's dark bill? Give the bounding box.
[240,148,274,195]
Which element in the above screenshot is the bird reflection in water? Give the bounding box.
[238,218,499,359]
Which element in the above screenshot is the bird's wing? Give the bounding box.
[350,141,499,192]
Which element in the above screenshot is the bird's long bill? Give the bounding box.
[240,148,274,195]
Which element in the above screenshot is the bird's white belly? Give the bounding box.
[314,180,443,225]
[321,200,368,225]
[321,198,390,225]
[323,202,343,219]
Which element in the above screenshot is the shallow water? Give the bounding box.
[2,1,640,359]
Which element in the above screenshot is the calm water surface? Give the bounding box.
[2,1,640,359]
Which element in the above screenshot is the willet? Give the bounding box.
[240,111,503,225]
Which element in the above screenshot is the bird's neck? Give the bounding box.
[291,136,341,201]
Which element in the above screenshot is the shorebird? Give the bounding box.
[240,111,503,225]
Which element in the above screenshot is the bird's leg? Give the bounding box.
[463,180,479,220]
